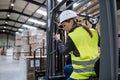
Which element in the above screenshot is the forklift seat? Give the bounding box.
[94,59,100,78]
[88,59,100,80]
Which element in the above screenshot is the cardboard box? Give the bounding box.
[0,48,3,55]
[28,29,44,36]
[21,45,30,52]
[19,55,46,80]
[14,46,21,52]
[15,33,22,40]
[21,30,29,37]
[30,43,43,52]
[13,52,21,60]
[21,52,31,56]
[21,36,29,45]
[15,40,22,46]
[29,35,43,44]
[27,72,34,80]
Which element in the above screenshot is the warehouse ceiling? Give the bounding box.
[0,0,119,36]
[0,0,47,35]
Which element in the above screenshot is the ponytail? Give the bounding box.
[75,19,93,38]
[82,25,93,38]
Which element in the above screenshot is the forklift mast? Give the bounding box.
[45,0,119,80]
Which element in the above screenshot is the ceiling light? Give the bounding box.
[28,18,46,25]
[11,3,14,6]
[18,29,24,32]
[4,26,6,28]
[3,30,5,32]
[57,0,62,2]
[16,32,20,34]
[73,2,80,8]
[7,14,10,17]
[5,22,8,24]
[36,9,47,16]
[22,24,37,29]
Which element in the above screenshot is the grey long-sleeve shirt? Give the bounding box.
[56,26,80,57]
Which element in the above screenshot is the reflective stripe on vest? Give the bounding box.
[72,57,99,65]
[74,67,94,73]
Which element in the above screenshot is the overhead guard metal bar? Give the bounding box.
[79,1,99,14]
[64,0,76,10]
[87,7,99,15]
[73,0,90,11]
[50,0,68,12]
[77,13,92,18]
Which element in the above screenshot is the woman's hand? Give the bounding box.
[53,33,60,41]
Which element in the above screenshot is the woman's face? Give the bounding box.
[61,19,73,32]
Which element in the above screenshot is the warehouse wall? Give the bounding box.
[0,34,15,55]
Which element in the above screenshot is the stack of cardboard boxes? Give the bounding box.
[28,29,46,56]
[13,33,22,60]
[13,29,46,59]
[0,47,3,56]
[17,29,46,80]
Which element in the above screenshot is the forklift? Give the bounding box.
[33,0,119,80]
[45,0,100,80]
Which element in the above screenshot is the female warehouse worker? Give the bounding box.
[53,10,100,80]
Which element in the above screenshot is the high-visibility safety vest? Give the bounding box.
[68,26,100,79]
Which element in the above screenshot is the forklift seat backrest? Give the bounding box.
[94,59,100,78]
[89,59,100,80]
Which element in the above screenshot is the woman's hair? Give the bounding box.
[81,25,93,38]
[73,18,93,38]
[63,18,93,38]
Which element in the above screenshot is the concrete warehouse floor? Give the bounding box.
[0,56,22,80]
